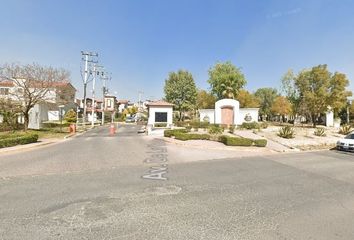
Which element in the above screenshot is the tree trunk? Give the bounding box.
[312,113,317,128]
[24,112,29,132]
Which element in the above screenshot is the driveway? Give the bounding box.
[0,124,354,239]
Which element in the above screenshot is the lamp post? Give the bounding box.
[59,105,65,132]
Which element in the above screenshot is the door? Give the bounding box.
[221,106,234,125]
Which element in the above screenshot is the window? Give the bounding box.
[107,99,112,108]
[0,88,9,95]
[155,112,167,122]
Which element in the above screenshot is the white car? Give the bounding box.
[336,132,354,152]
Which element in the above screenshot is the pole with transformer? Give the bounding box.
[81,51,98,126]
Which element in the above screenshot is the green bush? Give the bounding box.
[199,121,210,129]
[0,133,38,148]
[260,122,269,129]
[219,135,253,146]
[174,132,210,141]
[278,126,295,139]
[229,125,236,134]
[175,121,188,127]
[339,124,352,135]
[208,124,224,135]
[42,122,70,128]
[314,127,326,137]
[254,139,267,147]
[154,123,167,128]
[64,109,77,123]
[164,129,188,137]
[240,122,260,130]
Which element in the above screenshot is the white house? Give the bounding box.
[199,99,259,125]
[0,77,76,129]
[146,100,174,127]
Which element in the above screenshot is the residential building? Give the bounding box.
[0,77,76,129]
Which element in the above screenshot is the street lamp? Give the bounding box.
[59,105,65,132]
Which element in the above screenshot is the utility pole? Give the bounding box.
[91,63,98,127]
[81,51,98,126]
[138,91,144,112]
[101,70,110,125]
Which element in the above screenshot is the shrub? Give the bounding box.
[314,127,326,137]
[154,123,167,128]
[229,125,236,134]
[175,121,188,127]
[240,122,260,130]
[254,139,267,147]
[64,109,77,123]
[164,129,188,137]
[278,126,295,139]
[260,122,269,129]
[174,133,210,141]
[0,133,38,148]
[219,135,253,146]
[199,121,210,129]
[208,124,224,135]
[339,124,352,135]
[42,122,70,128]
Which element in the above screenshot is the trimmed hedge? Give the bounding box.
[164,129,188,137]
[0,133,39,148]
[219,135,253,146]
[154,123,167,128]
[174,132,210,141]
[164,130,267,147]
[240,122,260,130]
[219,135,267,147]
[254,139,267,147]
[42,122,70,128]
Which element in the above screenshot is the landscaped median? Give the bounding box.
[164,129,267,147]
[0,133,39,148]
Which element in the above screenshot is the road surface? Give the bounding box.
[0,124,354,239]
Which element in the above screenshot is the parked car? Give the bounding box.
[336,132,354,151]
[125,116,135,123]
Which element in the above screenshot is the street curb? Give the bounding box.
[161,136,277,154]
[0,127,98,155]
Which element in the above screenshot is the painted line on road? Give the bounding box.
[142,139,168,181]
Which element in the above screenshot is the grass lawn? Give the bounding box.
[0,128,70,140]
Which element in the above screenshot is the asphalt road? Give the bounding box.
[0,124,354,239]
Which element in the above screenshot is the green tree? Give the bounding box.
[64,109,77,123]
[208,61,247,100]
[294,64,351,127]
[196,90,216,109]
[237,89,260,108]
[254,88,278,120]
[271,96,292,122]
[329,72,352,117]
[281,69,302,117]
[164,70,197,121]
[0,99,22,130]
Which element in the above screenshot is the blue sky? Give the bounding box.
[1,0,353,101]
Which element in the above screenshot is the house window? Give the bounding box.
[107,99,112,108]
[0,88,9,95]
[155,112,167,122]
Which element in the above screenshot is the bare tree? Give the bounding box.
[0,63,70,131]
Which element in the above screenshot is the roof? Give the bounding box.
[0,78,76,90]
[0,77,15,87]
[146,100,174,107]
[118,100,129,104]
